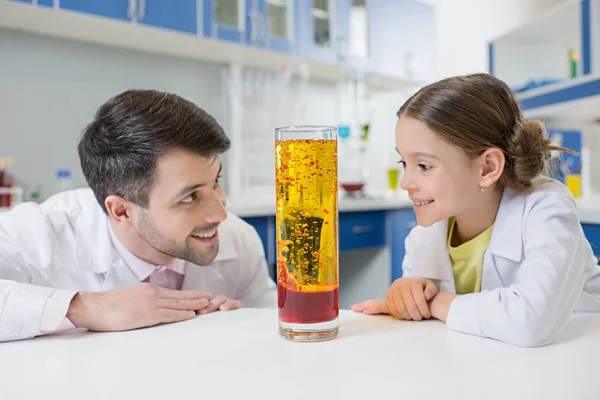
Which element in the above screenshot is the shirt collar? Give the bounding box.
[108,222,186,281]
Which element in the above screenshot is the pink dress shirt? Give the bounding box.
[39,225,187,333]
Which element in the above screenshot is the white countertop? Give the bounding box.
[228,191,600,224]
[576,196,600,224]
[2,309,600,400]
[227,193,413,217]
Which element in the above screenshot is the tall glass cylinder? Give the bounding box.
[275,126,339,342]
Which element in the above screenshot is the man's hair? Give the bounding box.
[78,90,231,213]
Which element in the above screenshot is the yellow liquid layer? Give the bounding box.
[275,139,339,292]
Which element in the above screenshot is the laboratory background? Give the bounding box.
[0,0,599,308]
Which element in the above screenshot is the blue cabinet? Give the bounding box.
[242,216,276,278]
[339,211,386,251]
[582,223,600,264]
[60,0,131,20]
[296,0,338,64]
[335,0,373,70]
[369,0,436,81]
[203,0,246,43]
[252,0,295,52]
[60,0,196,34]
[243,208,416,282]
[139,0,197,34]
[389,208,417,281]
[9,0,53,5]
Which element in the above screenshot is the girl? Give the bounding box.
[352,73,600,347]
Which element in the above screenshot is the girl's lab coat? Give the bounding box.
[0,189,276,342]
[403,177,600,347]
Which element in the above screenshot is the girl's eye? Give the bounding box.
[398,160,406,168]
[419,164,432,171]
[181,192,197,204]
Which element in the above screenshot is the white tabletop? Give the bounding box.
[2,309,600,400]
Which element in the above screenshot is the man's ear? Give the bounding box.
[478,147,505,189]
[104,195,134,227]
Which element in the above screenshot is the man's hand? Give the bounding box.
[352,278,438,321]
[196,294,243,315]
[66,283,213,332]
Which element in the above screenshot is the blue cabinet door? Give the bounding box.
[203,0,246,43]
[582,223,600,264]
[60,0,131,20]
[9,0,53,5]
[139,0,197,34]
[335,0,372,70]
[242,216,276,279]
[246,0,295,52]
[339,211,386,252]
[242,216,270,262]
[389,208,417,281]
[369,0,436,82]
[295,0,338,64]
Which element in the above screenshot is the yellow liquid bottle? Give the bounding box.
[387,168,399,191]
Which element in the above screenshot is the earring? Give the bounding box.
[480,186,485,192]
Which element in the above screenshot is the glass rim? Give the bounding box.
[275,125,337,133]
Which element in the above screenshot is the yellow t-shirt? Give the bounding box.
[447,217,494,295]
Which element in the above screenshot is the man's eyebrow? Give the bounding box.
[175,184,204,199]
[173,163,223,200]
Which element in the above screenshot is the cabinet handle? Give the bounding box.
[352,225,373,234]
[137,0,146,22]
[127,0,136,20]
[403,221,417,229]
[258,11,267,45]
[248,11,260,44]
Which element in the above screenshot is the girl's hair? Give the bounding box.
[397,73,574,193]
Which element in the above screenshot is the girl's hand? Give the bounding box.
[385,277,438,320]
[352,278,438,321]
[351,299,390,315]
[428,292,458,322]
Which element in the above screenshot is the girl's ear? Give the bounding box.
[478,148,505,189]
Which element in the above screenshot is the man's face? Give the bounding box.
[133,149,227,266]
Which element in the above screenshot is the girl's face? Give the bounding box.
[395,115,484,227]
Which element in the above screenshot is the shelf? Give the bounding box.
[490,0,584,89]
[516,73,600,121]
[0,1,425,91]
[0,187,23,195]
[493,0,580,47]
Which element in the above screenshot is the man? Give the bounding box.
[0,90,275,342]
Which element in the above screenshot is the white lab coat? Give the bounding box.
[0,189,276,342]
[403,177,600,347]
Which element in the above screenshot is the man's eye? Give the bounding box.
[181,192,197,204]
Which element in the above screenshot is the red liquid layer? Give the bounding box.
[278,284,339,324]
